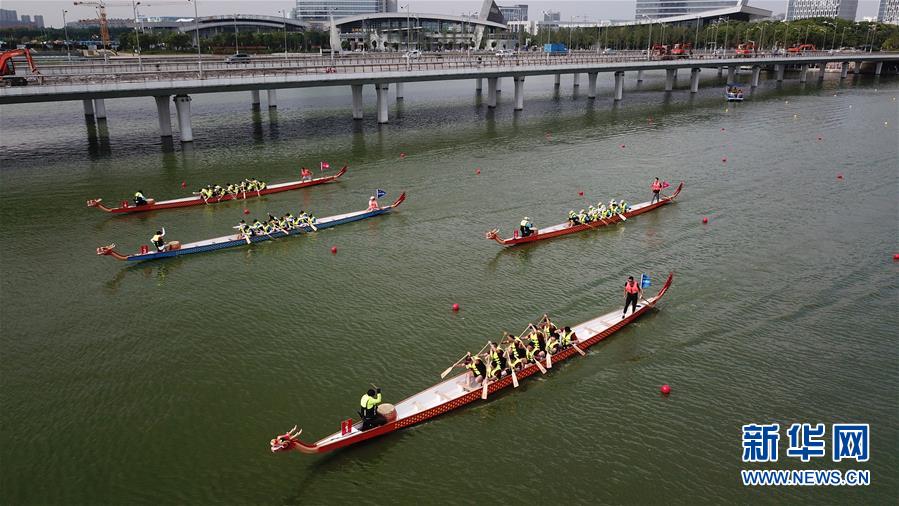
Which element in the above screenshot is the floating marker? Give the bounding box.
[722,157,727,163]
[181,181,187,188]
[475,168,481,175]
[721,128,726,132]
[331,246,338,254]
[793,114,799,119]
[702,217,709,224]
[817,136,823,141]
[399,152,407,159]
[660,384,671,395]
[893,253,899,261]
[243,209,250,215]
[785,100,789,104]
[578,191,584,197]
[837,173,844,180]
[620,144,626,148]
[452,303,460,312]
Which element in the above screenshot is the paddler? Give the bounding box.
[568,210,579,226]
[133,190,148,206]
[519,217,535,237]
[368,196,380,211]
[488,342,508,379]
[300,167,312,181]
[465,353,487,387]
[150,227,166,252]
[359,386,383,431]
[251,219,267,235]
[507,337,526,371]
[618,198,630,213]
[559,326,577,348]
[623,275,643,319]
[236,220,252,238]
[651,177,662,204]
[578,209,588,224]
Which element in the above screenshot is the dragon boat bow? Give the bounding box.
[96,192,405,262]
[486,182,683,247]
[86,166,347,214]
[270,272,674,455]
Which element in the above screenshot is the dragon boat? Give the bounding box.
[86,166,347,214]
[270,272,674,455]
[96,192,405,262]
[486,182,683,247]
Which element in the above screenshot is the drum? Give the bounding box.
[377,403,397,422]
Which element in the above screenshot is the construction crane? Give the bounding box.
[72,1,182,50]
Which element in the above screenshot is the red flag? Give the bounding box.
[320,161,330,171]
[662,181,670,189]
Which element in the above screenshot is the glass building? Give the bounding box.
[499,4,528,22]
[635,0,740,19]
[295,0,395,22]
[786,0,858,20]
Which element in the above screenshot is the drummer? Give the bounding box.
[359,387,383,431]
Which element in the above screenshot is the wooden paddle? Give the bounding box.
[440,354,469,379]
[481,375,490,400]
[571,343,586,356]
[545,349,553,369]
[617,213,627,221]
[510,364,519,388]
[532,356,547,374]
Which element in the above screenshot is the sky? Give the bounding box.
[2,0,885,28]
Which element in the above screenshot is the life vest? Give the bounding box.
[134,192,145,199]
[529,332,540,349]
[467,360,481,377]
[520,219,530,228]
[651,180,662,191]
[360,393,382,418]
[626,280,640,294]
[561,330,573,346]
[151,234,163,246]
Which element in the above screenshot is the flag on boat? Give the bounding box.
[662,181,670,189]
[376,189,387,199]
[320,161,330,171]
[641,274,651,288]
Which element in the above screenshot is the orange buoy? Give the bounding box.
[452,303,460,312]
[660,384,671,395]
[331,246,337,254]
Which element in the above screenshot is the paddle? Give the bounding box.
[440,354,469,379]
[481,375,491,400]
[305,218,318,232]
[572,343,587,356]
[532,355,547,374]
[545,349,553,369]
[510,364,519,388]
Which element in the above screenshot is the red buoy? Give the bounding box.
[817,136,823,141]
[721,128,726,131]
[722,157,727,163]
[660,384,671,395]
[331,246,338,254]
[893,253,899,261]
[399,152,407,159]
[578,191,584,197]
[243,209,250,215]
[620,144,626,148]
[702,217,709,224]
[452,303,460,312]
[475,168,481,175]
[837,173,844,180]
[181,181,187,188]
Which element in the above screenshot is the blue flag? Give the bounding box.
[376,189,387,198]
[640,274,651,289]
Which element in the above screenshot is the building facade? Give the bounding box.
[33,15,44,28]
[635,0,740,19]
[294,0,396,23]
[786,0,859,20]
[499,4,528,22]
[335,13,513,51]
[542,10,560,22]
[878,0,899,23]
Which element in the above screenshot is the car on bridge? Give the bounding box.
[226,53,252,64]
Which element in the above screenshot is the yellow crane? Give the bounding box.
[72,0,182,50]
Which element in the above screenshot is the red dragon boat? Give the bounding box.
[270,272,674,455]
[86,166,347,214]
[486,182,683,247]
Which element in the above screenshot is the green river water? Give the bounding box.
[1,70,897,504]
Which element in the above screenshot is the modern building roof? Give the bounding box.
[621,2,773,25]
[332,12,509,29]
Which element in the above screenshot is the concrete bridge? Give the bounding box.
[2,52,897,142]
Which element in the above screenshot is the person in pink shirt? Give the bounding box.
[651,177,662,204]
[368,196,380,211]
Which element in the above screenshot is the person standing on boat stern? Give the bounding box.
[519,217,535,237]
[651,177,662,204]
[133,190,148,206]
[623,276,643,319]
[360,387,383,431]
[151,228,166,252]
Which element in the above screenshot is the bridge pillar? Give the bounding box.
[875,61,883,76]
[613,71,624,101]
[690,68,700,93]
[154,95,173,137]
[840,62,849,79]
[727,66,736,83]
[637,69,644,82]
[572,73,580,88]
[351,84,363,120]
[376,83,389,123]
[751,66,761,88]
[513,76,525,110]
[799,64,808,83]
[495,77,501,93]
[554,74,561,87]
[396,82,404,100]
[487,77,498,108]
[665,69,675,91]
[854,61,864,74]
[775,64,785,82]
[267,89,278,108]
[717,66,723,76]
[251,90,260,107]
[94,99,107,120]
[82,99,95,118]
[173,94,193,142]
[587,72,598,99]
[818,62,827,79]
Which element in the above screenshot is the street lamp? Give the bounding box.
[132,0,143,70]
[233,14,239,54]
[401,4,411,52]
[62,9,71,62]
[186,0,202,78]
[279,9,288,56]
[839,27,847,50]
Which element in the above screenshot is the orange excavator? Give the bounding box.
[1,48,40,86]
[735,41,756,57]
